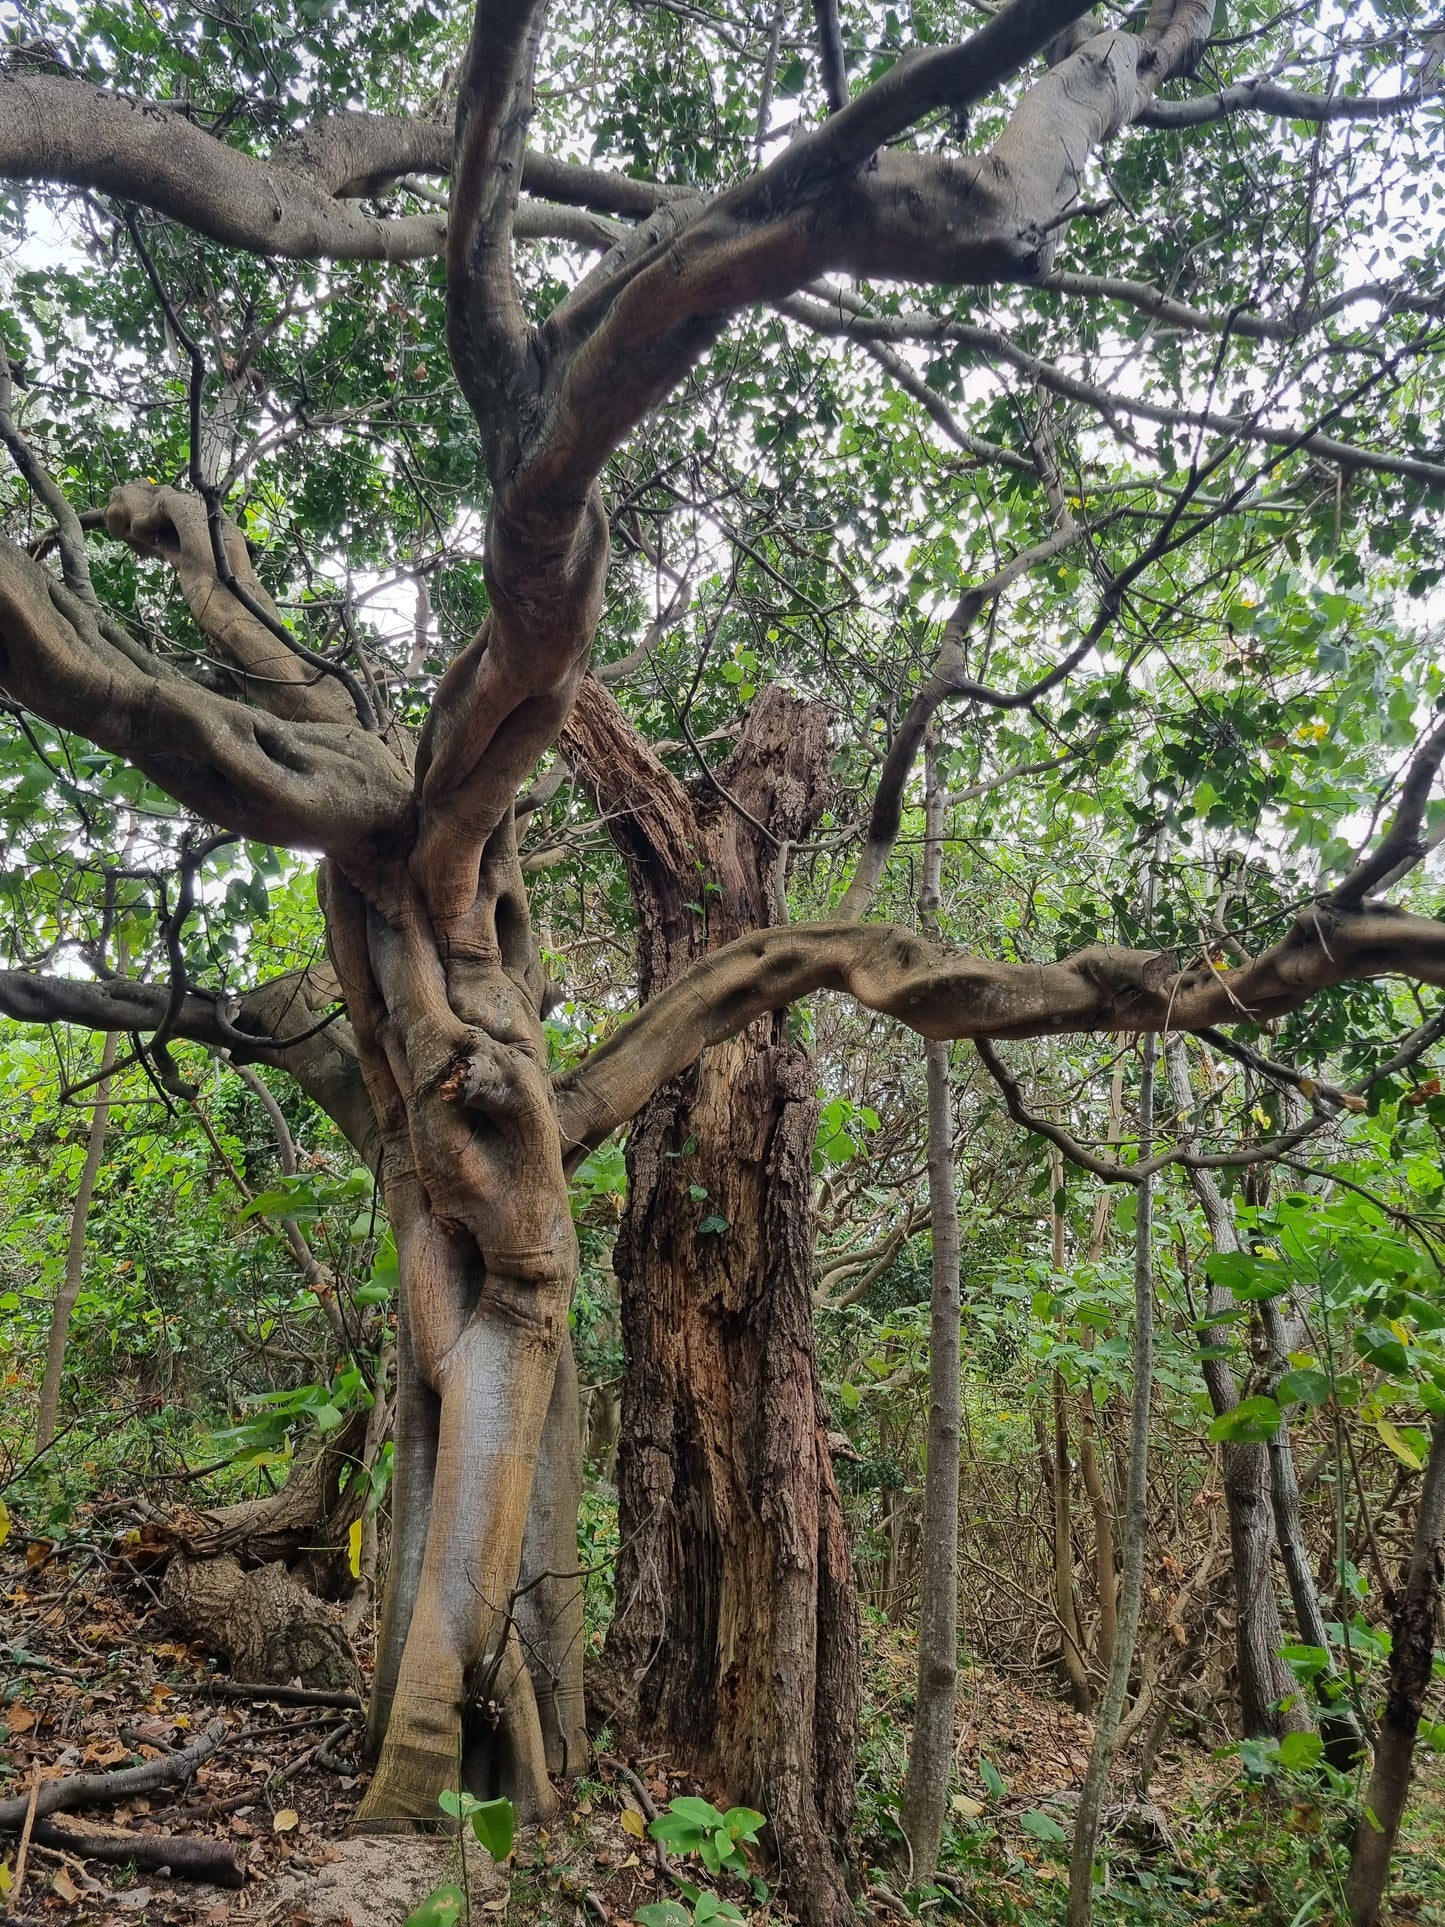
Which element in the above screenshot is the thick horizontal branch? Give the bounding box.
[530,4,1209,500]
[553,901,1445,1159]
[0,537,410,866]
[0,75,447,260]
[0,964,378,1159]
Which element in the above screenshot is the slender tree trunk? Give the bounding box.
[34,1031,118,1454]
[1163,1038,1296,1739]
[1046,1153,1090,1711]
[1345,1417,1445,1926]
[1258,1292,1363,1767]
[566,683,858,1927]
[1049,1366,1091,1710]
[897,733,962,1882]
[1067,1023,1156,1927]
[1078,1073,1123,1675]
[1077,1409,1117,1676]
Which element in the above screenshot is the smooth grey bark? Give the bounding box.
[1345,1416,1445,1926]
[897,733,963,1881]
[1259,1291,1365,1766]
[34,1031,118,1454]
[1163,1038,1296,1738]
[1067,1024,1156,1927]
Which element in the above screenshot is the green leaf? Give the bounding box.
[1358,1326,1409,1376]
[979,1756,1007,1801]
[469,1795,515,1861]
[634,1905,692,1927]
[1276,1731,1324,1771]
[722,1806,766,1843]
[404,1885,466,1927]
[1278,1367,1331,1407]
[697,1215,729,1236]
[1209,1395,1282,1444]
[1019,1808,1068,1845]
[1375,1418,1423,1470]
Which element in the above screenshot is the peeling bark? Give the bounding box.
[565,683,858,1926]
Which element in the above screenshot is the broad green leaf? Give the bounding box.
[469,1795,515,1862]
[404,1885,466,1927]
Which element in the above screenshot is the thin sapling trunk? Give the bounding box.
[34,1031,119,1454]
[897,732,963,1882]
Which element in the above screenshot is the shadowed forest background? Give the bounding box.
[1,0,1445,1923]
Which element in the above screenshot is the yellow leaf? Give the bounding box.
[347,1518,363,1580]
[621,1853,640,1869]
[273,1808,300,1833]
[950,1795,983,1819]
[0,1499,9,1549]
[1376,1420,1423,1472]
[0,1859,12,1897]
[619,1807,646,1840]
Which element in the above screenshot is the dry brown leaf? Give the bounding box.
[5,1707,35,1733]
[51,1867,81,1903]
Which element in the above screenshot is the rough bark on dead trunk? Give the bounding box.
[1344,1416,1445,1927]
[161,1553,362,1692]
[565,682,859,1927]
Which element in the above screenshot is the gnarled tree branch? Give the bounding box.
[553,903,1445,1162]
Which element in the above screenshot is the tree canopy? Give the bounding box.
[1,0,1444,1920]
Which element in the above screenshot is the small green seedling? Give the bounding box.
[404,1792,516,1927]
[649,1794,765,1878]
[439,1788,517,1862]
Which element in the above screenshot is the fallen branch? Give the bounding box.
[599,1755,671,1876]
[0,1720,227,1831]
[203,1680,363,1708]
[27,1819,245,1887]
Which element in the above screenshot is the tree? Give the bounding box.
[2,0,1444,1918]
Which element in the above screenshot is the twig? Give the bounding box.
[315,1722,357,1773]
[599,1755,670,1875]
[10,1766,42,1909]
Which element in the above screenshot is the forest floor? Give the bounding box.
[2,1508,1442,1927]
